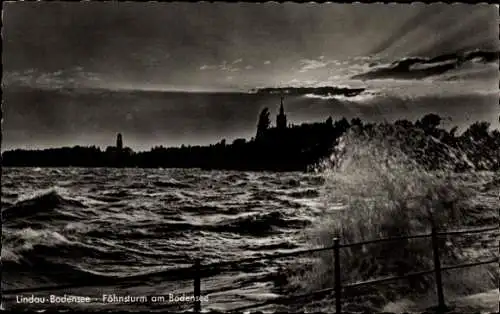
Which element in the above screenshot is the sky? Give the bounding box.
[2,2,499,150]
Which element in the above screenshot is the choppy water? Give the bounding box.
[2,167,334,311]
[2,167,499,312]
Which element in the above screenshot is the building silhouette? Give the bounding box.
[116,133,123,150]
[276,95,287,130]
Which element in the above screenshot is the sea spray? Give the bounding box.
[286,128,499,312]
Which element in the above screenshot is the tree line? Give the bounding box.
[2,111,499,172]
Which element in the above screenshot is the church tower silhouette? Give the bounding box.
[116,133,123,150]
[276,95,287,130]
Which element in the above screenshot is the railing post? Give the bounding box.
[193,259,201,313]
[334,238,342,314]
[431,227,446,311]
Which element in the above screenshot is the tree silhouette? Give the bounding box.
[463,121,490,141]
[395,119,413,129]
[326,116,333,127]
[334,117,350,133]
[449,126,458,137]
[2,113,498,172]
[350,117,363,127]
[418,113,442,130]
[256,107,271,139]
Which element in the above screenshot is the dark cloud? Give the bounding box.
[3,2,498,90]
[368,5,448,56]
[2,2,498,150]
[252,86,365,97]
[351,50,499,81]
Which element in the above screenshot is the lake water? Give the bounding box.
[2,167,333,311]
[2,166,498,312]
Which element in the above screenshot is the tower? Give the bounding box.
[276,95,287,130]
[116,133,123,150]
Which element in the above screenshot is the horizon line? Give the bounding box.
[2,116,497,154]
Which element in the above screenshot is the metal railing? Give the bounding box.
[3,226,498,313]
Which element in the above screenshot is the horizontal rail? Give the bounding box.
[211,225,499,269]
[344,269,435,289]
[441,257,498,272]
[437,226,499,236]
[3,226,497,295]
[341,226,499,249]
[344,257,498,289]
[229,256,499,312]
[340,232,432,248]
[202,232,436,271]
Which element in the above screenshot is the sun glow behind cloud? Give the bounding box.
[2,2,499,151]
[5,2,497,92]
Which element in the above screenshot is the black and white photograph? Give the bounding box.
[2,2,499,313]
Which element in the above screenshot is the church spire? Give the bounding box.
[276,94,287,130]
[279,95,284,115]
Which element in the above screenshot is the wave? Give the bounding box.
[149,211,308,236]
[2,191,19,198]
[242,241,300,251]
[285,128,499,311]
[126,182,150,189]
[212,211,309,236]
[2,228,71,263]
[102,190,132,198]
[1,200,14,207]
[282,179,301,188]
[2,189,87,221]
[2,227,129,259]
[482,177,500,192]
[90,194,129,203]
[2,253,122,288]
[178,205,223,215]
[2,181,17,188]
[153,180,192,189]
[313,120,493,173]
[1,226,139,286]
[287,189,320,198]
[220,173,249,184]
[250,190,282,202]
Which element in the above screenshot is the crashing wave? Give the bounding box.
[2,189,87,221]
[286,127,499,312]
[312,122,498,173]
